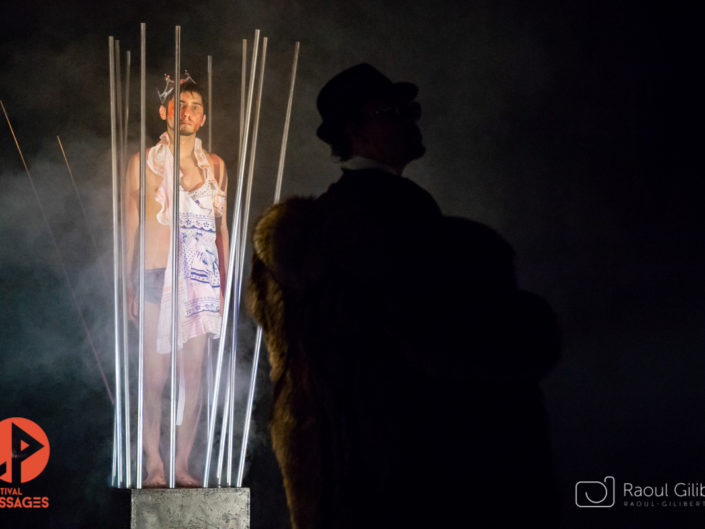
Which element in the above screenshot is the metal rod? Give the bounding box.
[206,337,214,428]
[112,411,118,486]
[215,354,232,485]
[225,322,235,484]
[239,39,247,162]
[229,35,268,486]
[219,31,257,485]
[110,43,120,490]
[121,187,132,488]
[225,286,238,484]
[124,50,131,167]
[228,31,266,487]
[120,51,132,485]
[235,40,301,487]
[168,25,182,490]
[115,40,132,488]
[203,29,260,487]
[275,41,300,203]
[116,41,124,175]
[236,327,262,486]
[236,36,267,308]
[207,55,212,152]
[136,21,147,490]
[110,36,124,488]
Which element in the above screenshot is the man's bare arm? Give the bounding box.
[124,151,142,321]
[211,153,229,305]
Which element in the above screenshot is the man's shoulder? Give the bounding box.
[126,149,152,177]
[128,150,143,165]
[127,148,160,175]
[206,152,225,165]
[318,168,442,218]
[129,145,158,160]
[204,151,227,178]
[318,168,407,198]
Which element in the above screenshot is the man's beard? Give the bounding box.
[169,124,196,136]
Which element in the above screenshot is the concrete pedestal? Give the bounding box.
[130,488,250,529]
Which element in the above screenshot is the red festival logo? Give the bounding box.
[0,418,50,485]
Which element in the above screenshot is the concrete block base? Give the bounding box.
[130,488,250,529]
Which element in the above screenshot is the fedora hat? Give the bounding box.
[316,63,418,145]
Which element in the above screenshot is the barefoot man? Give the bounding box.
[125,74,229,487]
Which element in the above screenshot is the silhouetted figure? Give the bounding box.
[248,64,560,529]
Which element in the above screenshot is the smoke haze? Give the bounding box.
[1,1,699,528]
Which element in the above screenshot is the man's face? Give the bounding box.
[352,97,425,165]
[159,90,206,136]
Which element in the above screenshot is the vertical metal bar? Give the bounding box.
[225,313,236,484]
[112,414,118,485]
[121,48,132,488]
[225,288,238,484]
[227,31,266,487]
[109,35,124,488]
[224,41,245,462]
[236,34,267,327]
[203,57,213,436]
[203,50,215,438]
[236,41,300,487]
[121,194,131,487]
[203,29,260,487]
[124,50,131,165]
[236,327,262,486]
[234,36,267,319]
[136,21,147,490]
[206,338,214,428]
[116,41,124,174]
[229,35,267,486]
[239,39,246,163]
[215,354,231,485]
[168,25,182,490]
[113,39,132,488]
[207,55,212,152]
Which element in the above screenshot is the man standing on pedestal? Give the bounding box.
[125,75,229,487]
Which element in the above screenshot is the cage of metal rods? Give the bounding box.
[106,24,300,490]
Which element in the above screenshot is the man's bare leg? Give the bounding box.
[143,301,169,487]
[175,334,207,486]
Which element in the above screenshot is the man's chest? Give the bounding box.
[179,160,205,191]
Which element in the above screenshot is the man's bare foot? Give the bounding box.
[144,467,167,488]
[175,471,200,488]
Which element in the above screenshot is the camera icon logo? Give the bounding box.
[575,476,615,508]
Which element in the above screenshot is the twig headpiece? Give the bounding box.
[157,70,196,105]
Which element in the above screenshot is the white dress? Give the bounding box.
[147,132,226,354]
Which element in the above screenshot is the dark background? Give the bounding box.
[0,0,700,528]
